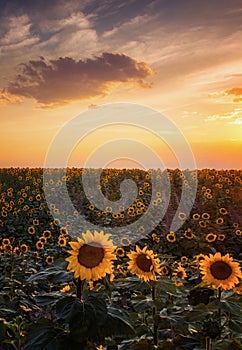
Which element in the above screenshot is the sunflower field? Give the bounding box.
[0,167,242,350]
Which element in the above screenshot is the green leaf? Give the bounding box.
[102,304,134,337]
[24,320,66,350]
[27,266,72,284]
[56,296,84,322]
[0,308,16,317]
[34,293,62,307]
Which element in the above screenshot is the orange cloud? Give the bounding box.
[226,87,242,102]
[6,53,154,107]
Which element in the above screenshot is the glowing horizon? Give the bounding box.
[0,1,242,169]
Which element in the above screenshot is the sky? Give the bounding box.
[0,0,242,169]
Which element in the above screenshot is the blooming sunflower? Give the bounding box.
[166,232,176,243]
[233,282,242,295]
[46,255,54,265]
[66,230,116,282]
[116,247,125,257]
[205,233,217,243]
[199,252,242,290]
[127,245,161,282]
[173,264,187,280]
[184,229,194,240]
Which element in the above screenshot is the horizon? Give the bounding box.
[1,0,242,169]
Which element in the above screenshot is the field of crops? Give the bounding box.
[0,168,242,350]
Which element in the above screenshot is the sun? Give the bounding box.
[66,230,116,282]
[199,252,242,290]
[127,245,161,282]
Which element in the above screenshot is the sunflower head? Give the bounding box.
[66,230,116,282]
[127,245,161,282]
[200,252,242,290]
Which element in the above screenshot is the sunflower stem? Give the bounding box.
[206,336,213,350]
[151,284,158,346]
[217,287,222,322]
[75,278,84,299]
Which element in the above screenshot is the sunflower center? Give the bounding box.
[78,243,104,268]
[136,253,152,272]
[210,261,232,280]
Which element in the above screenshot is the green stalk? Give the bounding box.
[217,287,222,322]
[75,277,84,299]
[152,285,158,346]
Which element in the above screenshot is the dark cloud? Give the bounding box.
[7,53,153,106]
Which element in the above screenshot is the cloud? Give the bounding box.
[205,108,242,124]
[7,53,154,106]
[226,87,242,102]
[228,118,242,125]
[0,14,39,54]
[0,89,22,106]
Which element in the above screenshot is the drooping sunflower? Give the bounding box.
[127,245,161,282]
[199,252,242,290]
[66,230,116,282]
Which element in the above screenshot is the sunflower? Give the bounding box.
[180,256,188,265]
[127,245,161,282]
[219,208,228,215]
[43,230,51,239]
[193,213,200,220]
[28,226,35,235]
[166,232,176,243]
[173,264,187,280]
[199,252,242,290]
[20,244,29,253]
[36,241,44,250]
[206,233,217,243]
[58,236,67,247]
[202,212,210,220]
[194,253,206,265]
[235,229,242,236]
[60,227,68,235]
[46,255,54,265]
[218,234,225,241]
[66,230,116,282]
[216,218,224,225]
[178,212,187,221]
[184,229,194,240]
[13,247,21,256]
[4,244,12,252]
[160,265,169,276]
[2,238,10,246]
[199,221,207,228]
[116,247,125,257]
[33,251,39,258]
[120,237,131,246]
[60,285,71,293]
[233,282,242,295]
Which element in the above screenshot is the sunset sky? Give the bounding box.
[0,0,242,169]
